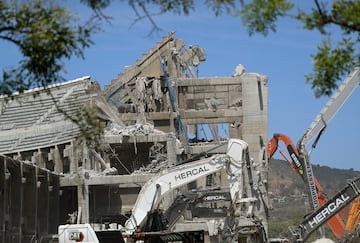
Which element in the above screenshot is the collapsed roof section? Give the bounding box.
[103,32,206,126]
[0,32,268,177]
[101,32,268,163]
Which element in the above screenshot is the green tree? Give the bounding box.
[2,0,359,97]
[0,0,103,145]
[1,0,359,144]
[115,0,360,97]
[234,0,360,97]
[0,0,97,95]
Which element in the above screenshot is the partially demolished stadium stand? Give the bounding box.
[0,32,269,242]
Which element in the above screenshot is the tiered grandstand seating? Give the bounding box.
[0,77,98,154]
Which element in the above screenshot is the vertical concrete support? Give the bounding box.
[0,157,5,243]
[240,74,268,159]
[166,134,177,166]
[37,169,49,235]
[8,160,22,243]
[48,174,60,234]
[64,142,79,174]
[103,153,111,169]
[240,74,269,235]
[22,164,36,242]
[49,146,63,174]
[164,92,175,132]
[0,156,60,241]
[82,144,91,170]
[32,150,46,169]
[204,233,220,243]
[178,86,187,112]
[77,180,89,223]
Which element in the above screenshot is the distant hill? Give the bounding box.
[268,159,360,240]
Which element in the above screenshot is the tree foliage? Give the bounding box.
[82,0,360,97]
[108,0,360,98]
[2,0,359,98]
[1,0,359,146]
[0,0,97,96]
[0,0,101,145]
[237,0,360,97]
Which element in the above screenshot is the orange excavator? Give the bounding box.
[268,133,346,239]
[346,197,360,233]
[268,66,360,239]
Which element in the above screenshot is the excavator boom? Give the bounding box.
[346,196,360,232]
[297,66,360,216]
[294,177,360,242]
[300,66,360,147]
[269,66,360,239]
[268,133,346,238]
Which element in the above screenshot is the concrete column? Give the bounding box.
[49,146,63,174]
[48,174,60,234]
[8,160,22,243]
[64,142,78,174]
[82,144,90,170]
[77,180,89,223]
[0,156,5,243]
[203,232,220,243]
[37,169,49,235]
[240,74,269,236]
[22,164,36,242]
[166,134,177,166]
[32,150,46,169]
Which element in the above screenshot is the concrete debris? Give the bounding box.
[204,97,223,111]
[66,166,118,179]
[149,142,167,162]
[0,32,270,243]
[105,123,165,138]
[133,158,169,174]
[133,142,170,174]
[102,167,118,175]
[233,64,246,76]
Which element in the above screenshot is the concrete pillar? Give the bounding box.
[64,142,78,174]
[22,164,36,242]
[240,74,269,236]
[166,134,177,166]
[49,146,63,174]
[204,232,220,243]
[32,150,46,168]
[82,144,90,170]
[77,180,89,223]
[37,169,49,235]
[8,160,22,243]
[48,174,60,234]
[0,156,5,243]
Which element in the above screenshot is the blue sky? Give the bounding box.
[1,2,359,170]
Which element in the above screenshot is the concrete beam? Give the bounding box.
[177,77,243,86]
[180,109,242,119]
[184,144,227,155]
[117,109,243,122]
[104,134,169,144]
[59,174,153,187]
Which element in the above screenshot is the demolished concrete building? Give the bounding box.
[0,32,269,242]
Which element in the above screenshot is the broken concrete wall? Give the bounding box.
[0,32,269,242]
[0,155,60,243]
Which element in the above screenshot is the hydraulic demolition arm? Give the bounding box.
[290,177,360,242]
[268,133,346,238]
